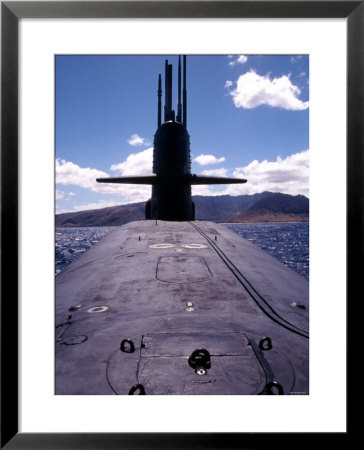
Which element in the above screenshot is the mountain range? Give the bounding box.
[55,192,309,227]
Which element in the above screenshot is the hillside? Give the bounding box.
[193,192,272,221]
[55,203,145,227]
[226,193,309,223]
[55,192,309,227]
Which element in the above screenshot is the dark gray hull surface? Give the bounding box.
[56,220,309,395]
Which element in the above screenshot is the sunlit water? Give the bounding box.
[225,222,309,280]
[55,227,117,275]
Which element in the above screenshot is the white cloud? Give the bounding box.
[193,150,309,198]
[56,150,154,207]
[56,148,309,212]
[193,154,226,166]
[127,134,151,146]
[56,189,65,200]
[291,55,303,64]
[228,55,248,66]
[73,200,121,212]
[56,206,71,214]
[191,185,215,196]
[224,80,233,89]
[110,147,153,176]
[56,199,122,214]
[56,159,109,191]
[201,168,228,177]
[229,70,309,110]
[56,190,76,202]
[228,149,309,197]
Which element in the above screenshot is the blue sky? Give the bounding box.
[56,54,309,213]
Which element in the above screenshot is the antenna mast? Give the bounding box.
[164,60,174,121]
[177,56,182,122]
[183,55,187,128]
[157,74,162,127]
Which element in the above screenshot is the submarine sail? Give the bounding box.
[96,56,247,221]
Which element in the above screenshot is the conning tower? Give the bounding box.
[97,56,247,221]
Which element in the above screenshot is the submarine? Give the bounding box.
[55,56,309,395]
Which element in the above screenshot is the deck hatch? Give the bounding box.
[137,332,266,394]
[156,255,211,283]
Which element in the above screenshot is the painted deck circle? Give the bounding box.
[182,243,207,249]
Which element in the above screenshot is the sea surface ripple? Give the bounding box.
[55,227,117,275]
[225,222,309,280]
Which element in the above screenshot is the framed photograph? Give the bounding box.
[2,1,358,448]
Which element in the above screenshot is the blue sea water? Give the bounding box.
[55,227,117,275]
[225,222,309,280]
[55,222,309,280]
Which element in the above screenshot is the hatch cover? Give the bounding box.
[156,256,211,283]
[138,332,265,394]
[106,332,296,395]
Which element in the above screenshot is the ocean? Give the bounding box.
[225,222,309,280]
[55,226,118,275]
[55,222,309,280]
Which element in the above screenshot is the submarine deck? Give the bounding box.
[55,220,309,395]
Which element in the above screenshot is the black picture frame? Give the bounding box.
[1,1,357,448]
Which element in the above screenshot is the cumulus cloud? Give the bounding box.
[193,154,226,166]
[191,185,219,196]
[56,159,109,191]
[225,80,233,89]
[201,168,228,177]
[56,154,153,204]
[228,149,309,197]
[127,134,151,146]
[291,55,303,64]
[56,147,309,212]
[228,70,309,110]
[192,150,309,198]
[56,189,65,200]
[56,190,75,202]
[56,199,122,214]
[110,147,153,176]
[56,159,151,203]
[72,200,121,212]
[228,55,248,66]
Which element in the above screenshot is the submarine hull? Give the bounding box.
[56,220,309,395]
